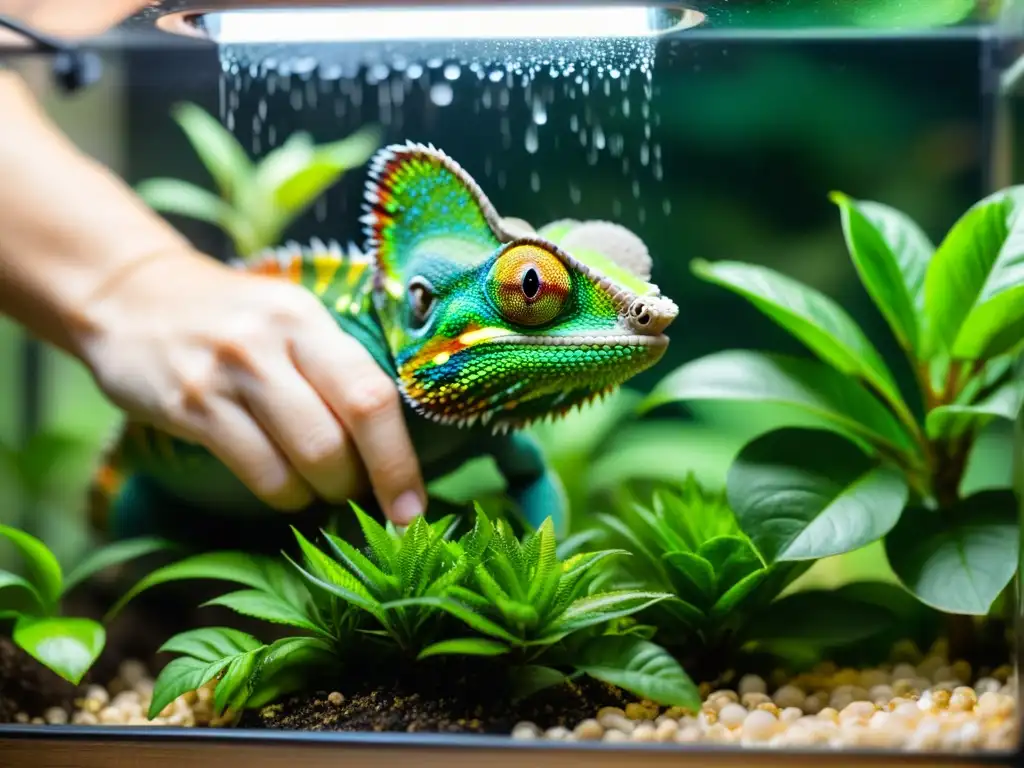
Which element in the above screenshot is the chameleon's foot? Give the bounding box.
[513,469,569,537]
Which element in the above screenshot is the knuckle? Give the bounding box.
[295,423,347,468]
[343,379,399,423]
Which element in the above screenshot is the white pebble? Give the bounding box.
[573,719,603,740]
[738,674,767,696]
[43,707,68,725]
[772,684,805,709]
[511,722,541,740]
[544,726,570,740]
[718,703,748,729]
[741,709,779,741]
[780,707,803,723]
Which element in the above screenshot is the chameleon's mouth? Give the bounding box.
[486,332,670,349]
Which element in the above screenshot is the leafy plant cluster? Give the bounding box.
[643,187,1024,617]
[109,505,700,721]
[0,527,167,683]
[137,103,381,258]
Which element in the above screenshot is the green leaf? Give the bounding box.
[697,536,764,595]
[322,531,396,598]
[416,638,510,660]
[272,127,380,215]
[215,647,265,714]
[383,596,520,644]
[13,616,105,685]
[0,524,63,610]
[0,569,45,614]
[709,569,770,620]
[923,186,1024,359]
[148,656,233,719]
[170,102,253,200]
[926,381,1024,440]
[642,350,917,456]
[727,428,909,563]
[744,588,901,646]
[662,552,716,604]
[576,636,700,709]
[351,503,396,572]
[107,551,300,621]
[511,665,568,701]
[63,537,172,594]
[556,590,672,632]
[158,626,263,663]
[246,637,334,710]
[884,490,1018,615]
[201,590,327,636]
[830,191,933,354]
[692,259,908,423]
[135,179,255,253]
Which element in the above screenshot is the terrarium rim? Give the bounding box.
[0,722,1018,763]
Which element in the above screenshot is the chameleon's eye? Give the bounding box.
[486,244,570,327]
[408,276,436,324]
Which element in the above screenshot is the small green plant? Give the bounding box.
[0,526,168,683]
[642,188,1024,620]
[111,504,700,720]
[594,477,921,673]
[136,102,381,258]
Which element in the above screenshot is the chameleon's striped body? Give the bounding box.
[90,142,678,542]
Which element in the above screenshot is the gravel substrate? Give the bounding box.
[512,644,1020,752]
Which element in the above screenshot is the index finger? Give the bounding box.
[292,328,426,526]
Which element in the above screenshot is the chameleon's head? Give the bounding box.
[362,142,678,433]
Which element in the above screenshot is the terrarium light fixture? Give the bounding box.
[170,3,705,43]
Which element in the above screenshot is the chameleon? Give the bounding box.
[89,141,678,543]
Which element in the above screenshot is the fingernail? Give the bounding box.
[391,490,424,524]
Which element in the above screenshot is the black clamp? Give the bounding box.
[0,14,103,94]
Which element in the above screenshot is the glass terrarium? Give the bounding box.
[0,1,1022,765]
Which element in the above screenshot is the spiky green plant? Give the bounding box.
[113,504,701,720]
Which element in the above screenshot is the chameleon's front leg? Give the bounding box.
[489,432,568,535]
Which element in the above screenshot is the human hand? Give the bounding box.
[69,247,426,525]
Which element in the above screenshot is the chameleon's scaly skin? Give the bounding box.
[90,142,678,540]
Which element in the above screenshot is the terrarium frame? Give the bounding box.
[1,0,1023,766]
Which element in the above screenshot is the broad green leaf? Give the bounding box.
[136,179,255,254]
[511,665,568,701]
[13,616,105,684]
[926,381,1024,440]
[576,636,700,709]
[417,638,510,660]
[923,186,1024,359]
[0,524,63,609]
[697,536,763,595]
[830,192,933,354]
[662,552,716,604]
[727,428,909,563]
[171,102,253,200]
[149,656,233,719]
[158,626,263,663]
[692,259,907,421]
[272,127,380,215]
[0,569,45,614]
[884,490,1017,615]
[642,350,917,456]
[63,537,172,593]
[556,591,672,633]
[202,590,327,636]
[107,551,297,620]
[744,589,901,645]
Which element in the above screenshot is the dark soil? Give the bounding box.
[240,657,629,734]
[0,637,83,722]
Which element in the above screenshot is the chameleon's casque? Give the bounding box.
[91,142,678,537]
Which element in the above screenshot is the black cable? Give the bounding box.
[0,13,103,93]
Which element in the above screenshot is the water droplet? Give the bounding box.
[443,63,461,81]
[569,183,582,205]
[525,125,539,154]
[406,63,424,79]
[429,82,454,107]
[640,144,650,166]
[530,172,541,192]
[662,199,673,216]
[532,98,548,126]
[488,69,504,83]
